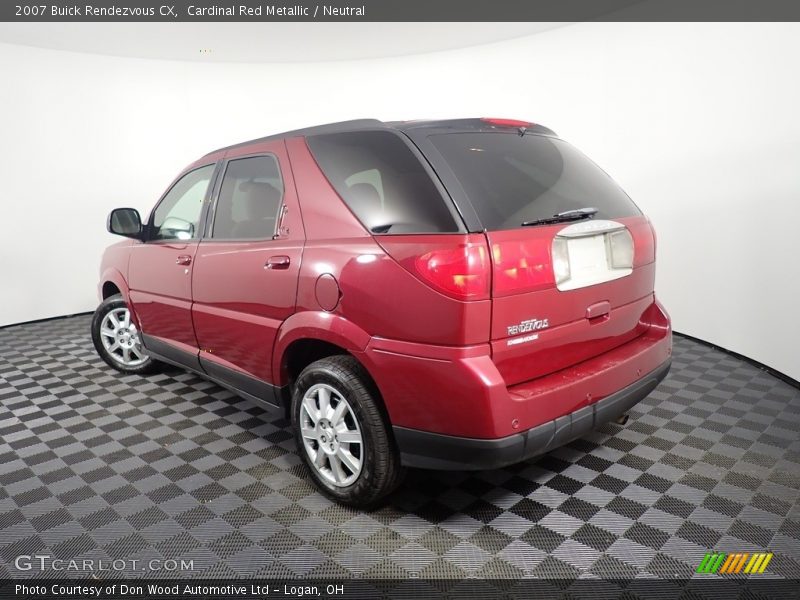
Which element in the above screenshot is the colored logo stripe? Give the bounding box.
[720,553,737,573]
[744,553,761,574]
[734,553,749,573]
[696,553,713,573]
[697,552,773,575]
[722,553,749,574]
[697,553,726,573]
[755,553,773,574]
[735,553,773,574]
[711,553,726,573]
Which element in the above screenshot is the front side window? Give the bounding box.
[211,155,284,240]
[150,164,215,241]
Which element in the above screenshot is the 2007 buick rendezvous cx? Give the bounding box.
[93,118,672,506]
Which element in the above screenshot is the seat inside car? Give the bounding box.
[231,181,282,239]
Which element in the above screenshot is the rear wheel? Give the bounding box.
[91,294,158,374]
[291,355,404,507]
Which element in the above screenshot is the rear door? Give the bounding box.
[191,141,304,400]
[420,130,656,386]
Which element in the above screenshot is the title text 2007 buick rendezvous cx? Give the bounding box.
[93,118,671,506]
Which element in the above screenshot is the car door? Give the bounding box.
[191,141,304,406]
[128,161,219,368]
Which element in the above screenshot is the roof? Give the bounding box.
[205,118,556,156]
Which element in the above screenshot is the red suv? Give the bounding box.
[93,118,671,506]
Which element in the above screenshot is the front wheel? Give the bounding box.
[291,355,405,507]
[91,294,158,375]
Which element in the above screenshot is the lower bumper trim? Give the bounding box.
[394,358,671,471]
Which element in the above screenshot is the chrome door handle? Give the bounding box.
[265,255,290,270]
[176,255,192,266]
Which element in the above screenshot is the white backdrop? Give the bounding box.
[1,23,798,380]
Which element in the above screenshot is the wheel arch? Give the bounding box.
[99,268,130,302]
[97,269,142,330]
[273,311,373,389]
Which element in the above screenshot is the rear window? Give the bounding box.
[306,131,461,234]
[429,132,640,231]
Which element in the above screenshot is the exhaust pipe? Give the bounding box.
[615,413,630,426]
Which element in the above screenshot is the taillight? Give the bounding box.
[649,218,658,256]
[415,243,490,300]
[492,235,556,295]
[629,219,656,266]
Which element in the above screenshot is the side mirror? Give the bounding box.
[107,208,142,239]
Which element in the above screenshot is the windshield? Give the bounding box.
[429,132,640,231]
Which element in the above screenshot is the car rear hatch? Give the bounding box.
[418,121,658,386]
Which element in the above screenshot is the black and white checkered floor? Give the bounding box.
[0,315,798,582]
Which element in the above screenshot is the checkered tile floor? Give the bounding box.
[0,315,798,580]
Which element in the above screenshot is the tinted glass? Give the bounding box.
[430,133,640,231]
[306,131,460,234]
[151,164,215,241]
[212,156,284,240]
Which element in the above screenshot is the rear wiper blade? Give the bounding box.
[521,207,598,227]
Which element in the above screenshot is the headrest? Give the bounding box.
[240,181,282,219]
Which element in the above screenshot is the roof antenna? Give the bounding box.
[518,127,527,137]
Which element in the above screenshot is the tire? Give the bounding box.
[291,355,405,507]
[91,294,159,375]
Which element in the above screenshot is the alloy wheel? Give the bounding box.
[98,307,148,367]
[299,383,364,487]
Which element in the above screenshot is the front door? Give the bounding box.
[191,141,304,404]
[128,162,218,367]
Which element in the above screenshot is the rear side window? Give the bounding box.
[429,133,640,231]
[212,155,284,240]
[306,131,460,234]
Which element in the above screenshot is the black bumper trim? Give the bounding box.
[393,358,672,471]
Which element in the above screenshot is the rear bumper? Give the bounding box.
[394,357,671,470]
[361,297,671,440]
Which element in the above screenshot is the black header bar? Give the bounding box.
[3,0,800,22]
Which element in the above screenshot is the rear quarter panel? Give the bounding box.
[286,136,491,347]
